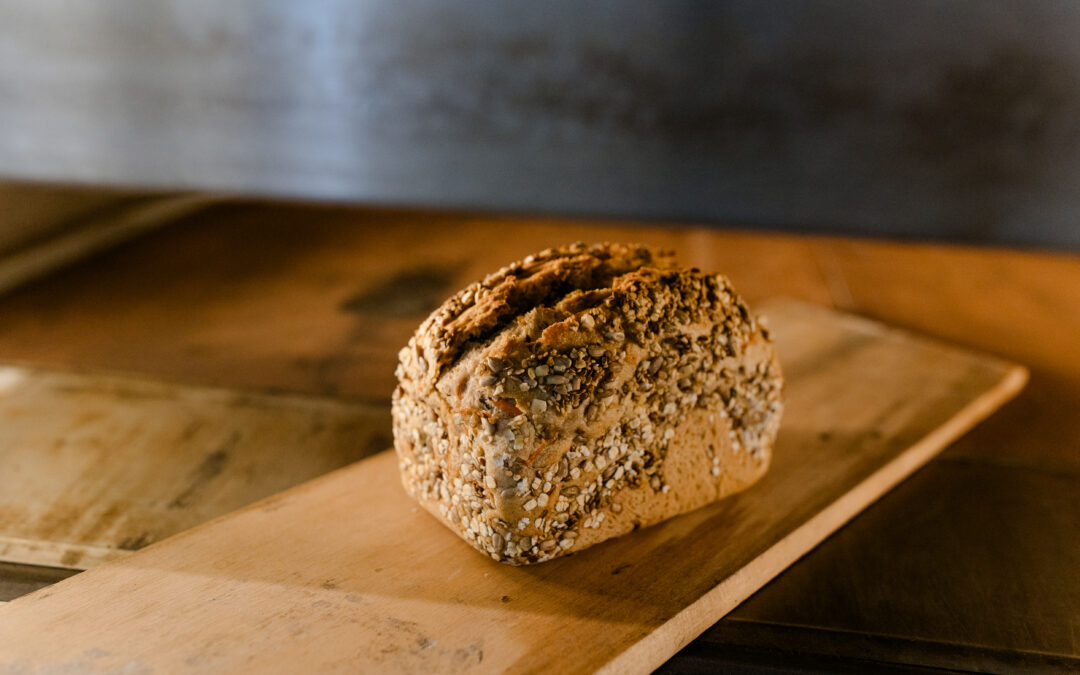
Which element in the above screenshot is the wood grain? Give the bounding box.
[0,301,1025,674]
[0,364,391,570]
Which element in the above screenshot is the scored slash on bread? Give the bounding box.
[392,242,783,564]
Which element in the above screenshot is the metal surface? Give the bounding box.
[2,1,1080,246]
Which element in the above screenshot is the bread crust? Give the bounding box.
[392,242,782,564]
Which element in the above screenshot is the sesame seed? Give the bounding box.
[537,493,549,507]
[581,314,595,329]
[534,365,549,377]
[531,398,547,414]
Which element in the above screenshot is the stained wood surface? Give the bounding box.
[0,204,834,403]
[0,301,1025,673]
[0,364,391,570]
[0,184,137,256]
[699,460,1080,673]
[0,562,76,604]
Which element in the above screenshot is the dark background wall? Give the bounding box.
[2,1,1080,247]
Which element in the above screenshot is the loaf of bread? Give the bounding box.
[392,242,782,564]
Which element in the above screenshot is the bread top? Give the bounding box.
[396,243,768,464]
[407,242,676,383]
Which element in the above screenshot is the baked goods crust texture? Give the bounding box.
[392,242,783,564]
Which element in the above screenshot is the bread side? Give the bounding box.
[392,242,782,564]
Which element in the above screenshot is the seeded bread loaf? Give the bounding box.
[392,242,783,564]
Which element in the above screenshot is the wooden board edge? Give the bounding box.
[0,535,124,571]
[598,363,1029,675]
[0,194,219,297]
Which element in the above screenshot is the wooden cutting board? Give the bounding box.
[0,301,1026,673]
[0,366,391,569]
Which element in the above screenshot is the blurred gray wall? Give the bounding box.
[2,1,1080,247]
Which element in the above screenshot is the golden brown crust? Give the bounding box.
[392,242,782,564]
[405,243,676,384]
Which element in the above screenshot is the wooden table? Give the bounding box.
[0,201,1076,672]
